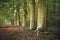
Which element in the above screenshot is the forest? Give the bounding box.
[0,0,60,40]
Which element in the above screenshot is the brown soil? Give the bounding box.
[0,25,60,40]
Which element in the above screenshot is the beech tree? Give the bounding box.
[30,0,35,29]
[36,0,46,31]
[22,0,28,27]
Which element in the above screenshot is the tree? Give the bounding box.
[16,0,21,26]
[30,0,35,29]
[22,0,28,27]
[13,0,21,26]
[36,0,46,31]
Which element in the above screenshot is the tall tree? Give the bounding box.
[13,0,16,25]
[16,0,21,26]
[22,0,27,27]
[36,0,46,31]
[13,0,21,26]
[30,0,35,29]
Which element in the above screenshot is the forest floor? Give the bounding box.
[0,27,44,40]
[0,27,45,40]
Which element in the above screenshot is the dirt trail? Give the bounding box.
[0,27,44,40]
[0,26,60,40]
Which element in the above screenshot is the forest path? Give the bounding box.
[0,27,60,40]
[0,27,45,40]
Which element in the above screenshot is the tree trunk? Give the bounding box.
[13,0,20,26]
[36,0,46,31]
[22,0,27,27]
[14,7,17,26]
[14,9,18,26]
[16,2,21,26]
[13,0,16,25]
[30,0,35,29]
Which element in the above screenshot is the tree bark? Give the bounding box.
[37,0,46,31]
[22,0,27,27]
[16,2,21,26]
[30,0,35,29]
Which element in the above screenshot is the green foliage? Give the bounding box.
[46,0,60,27]
[0,0,60,27]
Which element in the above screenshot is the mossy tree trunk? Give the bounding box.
[22,0,27,27]
[30,0,35,29]
[16,1,21,26]
[36,0,46,31]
